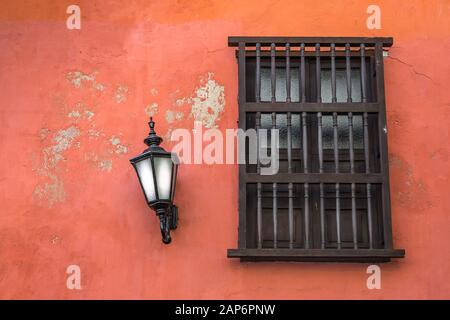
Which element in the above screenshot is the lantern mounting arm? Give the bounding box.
[157,205,178,244]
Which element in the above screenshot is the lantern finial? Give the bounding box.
[144,116,163,147]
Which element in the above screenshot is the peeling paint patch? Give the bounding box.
[84,110,94,121]
[99,159,113,172]
[67,110,81,119]
[34,126,80,206]
[34,174,65,206]
[115,85,128,103]
[165,110,175,123]
[151,88,158,96]
[145,102,159,117]
[66,71,105,91]
[110,136,128,154]
[189,73,225,128]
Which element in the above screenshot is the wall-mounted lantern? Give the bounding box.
[130,117,179,244]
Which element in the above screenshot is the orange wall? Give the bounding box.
[0,0,449,299]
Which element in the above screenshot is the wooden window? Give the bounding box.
[227,37,405,262]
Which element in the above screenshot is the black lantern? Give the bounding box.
[130,117,179,244]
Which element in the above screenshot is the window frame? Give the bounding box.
[227,37,405,262]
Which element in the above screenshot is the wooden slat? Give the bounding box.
[316,43,322,103]
[273,182,278,248]
[302,112,308,173]
[286,43,291,103]
[360,43,367,103]
[257,182,262,248]
[287,112,292,173]
[318,111,325,249]
[304,183,310,249]
[331,43,337,103]
[245,102,380,113]
[336,183,342,250]
[288,183,294,249]
[228,37,394,47]
[351,183,358,249]
[256,43,261,103]
[271,43,276,102]
[245,173,383,183]
[227,248,406,261]
[345,43,352,102]
[300,43,306,103]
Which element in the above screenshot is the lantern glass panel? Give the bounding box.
[154,156,173,200]
[135,158,156,202]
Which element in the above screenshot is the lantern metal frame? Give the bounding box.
[130,117,179,244]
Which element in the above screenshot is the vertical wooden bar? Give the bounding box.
[271,43,276,103]
[318,112,325,249]
[237,42,247,249]
[336,183,341,249]
[367,183,373,249]
[287,111,294,249]
[256,43,261,103]
[257,183,262,248]
[333,112,341,249]
[286,43,291,102]
[375,42,394,249]
[272,112,277,248]
[331,43,337,103]
[333,112,339,173]
[360,43,367,103]
[256,112,261,174]
[300,43,306,103]
[316,43,321,103]
[349,112,357,248]
[288,183,294,249]
[304,183,310,249]
[256,111,262,249]
[302,111,309,248]
[273,182,277,248]
[349,112,355,174]
[351,183,358,249]
[287,112,292,174]
[364,112,374,249]
[302,112,308,173]
[345,43,352,103]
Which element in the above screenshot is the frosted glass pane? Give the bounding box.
[322,115,364,149]
[135,158,156,202]
[154,157,173,200]
[260,113,300,149]
[260,68,300,102]
[321,69,361,102]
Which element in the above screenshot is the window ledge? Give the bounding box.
[227,248,405,263]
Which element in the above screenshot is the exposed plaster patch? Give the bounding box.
[189,73,225,128]
[66,71,105,91]
[175,97,188,107]
[175,111,184,121]
[165,110,175,123]
[99,159,113,172]
[389,155,431,209]
[67,110,81,119]
[115,85,128,103]
[34,126,80,206]
[87,128,101,137]
[84,110,95,121]
[145,102,159,117]
[34,174,65,206]
[110,136,128,154]
[151,88,158,96]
